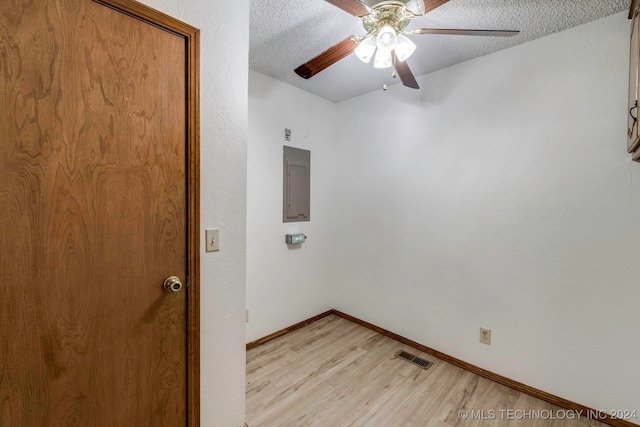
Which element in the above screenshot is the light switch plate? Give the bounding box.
[206,228,220,252]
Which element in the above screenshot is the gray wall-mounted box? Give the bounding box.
[285,234,307,244]
[283,146,310,223]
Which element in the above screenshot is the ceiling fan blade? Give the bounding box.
[294,37,358,79]
[407,0,450,16]
[324,0,370,17]
[411,28,520,37]
[393,53,419,89]
[424,0,451,14]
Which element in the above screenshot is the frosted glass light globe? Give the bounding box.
[376,25,397,51]
[355,35,377,63]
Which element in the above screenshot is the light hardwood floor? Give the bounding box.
[246,315,605,427]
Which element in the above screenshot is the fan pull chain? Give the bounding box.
[382,54,398,91]
[383,70,397,91]
[382,67,388,91]
[382,64,396,91]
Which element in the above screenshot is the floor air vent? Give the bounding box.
[396,350,432,370]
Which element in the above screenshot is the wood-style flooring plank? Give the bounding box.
[246,316,606,427]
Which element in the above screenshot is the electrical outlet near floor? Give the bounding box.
[480,328,491,345]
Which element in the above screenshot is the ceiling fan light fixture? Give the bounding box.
[395,34,416,62]
[405,0,426,15]
[373,47,393,69]
[376,25,397,51]
[355,34,377,63]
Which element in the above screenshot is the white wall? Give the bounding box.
[137,1,249,426]
[333,12,640,416]
[246,71,335,342]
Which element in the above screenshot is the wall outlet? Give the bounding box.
[245,309,249,323]
[480,328,491,345]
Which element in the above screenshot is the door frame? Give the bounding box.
[93,0,201,424]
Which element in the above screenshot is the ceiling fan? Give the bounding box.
[294,0,519,90]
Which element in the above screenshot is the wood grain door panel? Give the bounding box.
[629,4,640,153]
[0,0,195,425]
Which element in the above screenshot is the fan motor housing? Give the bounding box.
[362,0,410,6]
[362,2,411,33]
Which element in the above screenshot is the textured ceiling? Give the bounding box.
[250,0,630,102]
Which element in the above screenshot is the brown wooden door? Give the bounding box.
[0,0,198,425]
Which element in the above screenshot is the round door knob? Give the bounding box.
[164,276,183,293]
